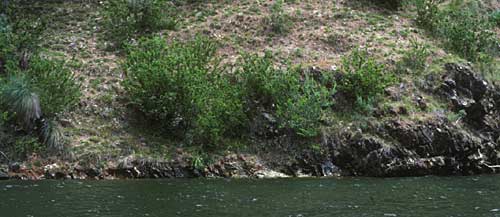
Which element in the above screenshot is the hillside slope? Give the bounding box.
[0,0,499,179]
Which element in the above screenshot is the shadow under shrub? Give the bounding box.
[122,36,246,149]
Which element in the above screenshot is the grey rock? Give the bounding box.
[9,162,20,173]
[0,170,8,180]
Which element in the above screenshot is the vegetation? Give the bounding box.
[397,39,431,74]
[415,0,498,62]
[123,36,246,149]
[0,11,80,155]
[267,0,292,35]
[102,0,177,48]
[124,37,334,147]
[339,49,394,111]
[0,0,498,175]
[491,11,500,27]
[237,53,334,137]
[14,56,80,117]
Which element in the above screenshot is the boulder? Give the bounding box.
[439,63,500,141]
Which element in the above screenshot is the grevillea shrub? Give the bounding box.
[122,36,246,149]
[237,53,334,137]
[339,49,395,110]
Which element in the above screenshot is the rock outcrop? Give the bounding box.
[327,63,500,177]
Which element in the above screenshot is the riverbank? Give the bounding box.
[0,1,499,180]
[2,63,500,180]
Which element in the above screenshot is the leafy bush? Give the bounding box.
[0,16,14,72]
[123,36,246,148]
[267,0,291,35]
[237,53,334,137]
[276,73,332,137]
[491,11,500,27]
[0,12,45,71]
[237,52,287,107]
[13,136,45,158]
[339,49,394,110]
[415,0,497,61]
[102,0,177,48]
[415,0,440,30]
[437,7,496,61]
[23,57,81,117]
[397,39,431,74]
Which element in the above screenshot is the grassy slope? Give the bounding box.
[10,0,499,168]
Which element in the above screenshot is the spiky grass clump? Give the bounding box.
[1,75,68,154]
[0,57,79,154]
[39,119,65,153]
[1,75,42,127]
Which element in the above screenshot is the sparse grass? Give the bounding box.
[101,0,177,49]
[266,0,292,35]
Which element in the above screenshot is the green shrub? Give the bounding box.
[123,36,246,148]
[339,49,394,110]
[267,0,291,35]
[415,0,497,61]
[437,7,496,60]
[0,17,16,72]
[13,136,45,158]
[397,39,431,74]
[491,11,500,27]
[0,12,45,71]
[21,57,80,117]
[276,73,332,137]
[237,53,334,137]
[237,52,287,107]
[102,0,177,48]
[415,0,440,30]
[0,16,14,70]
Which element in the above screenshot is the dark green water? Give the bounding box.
[1,176,500,217]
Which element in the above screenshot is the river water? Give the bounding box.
[1,175,500,217]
